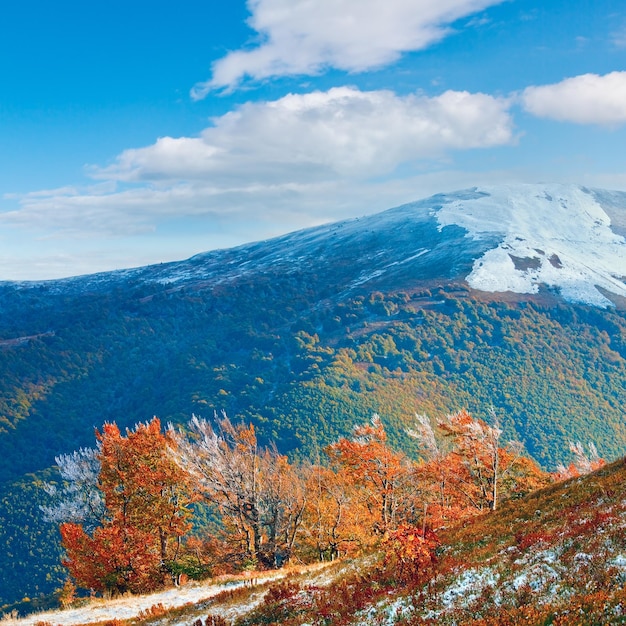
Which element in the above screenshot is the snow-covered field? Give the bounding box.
[4,571,285,626]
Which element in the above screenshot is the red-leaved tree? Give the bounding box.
[61,418,193,595]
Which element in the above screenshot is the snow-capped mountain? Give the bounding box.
[1,183,626,610]
[10,184,625,309]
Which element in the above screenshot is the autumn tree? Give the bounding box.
[302,463,371,560]
[60,418,193,595]
[380,523,439,585]
[171,414,307,569]
[259,452,308,566]
[326,415,415,537]
[409,409,548,524]
[407,413,466,528]
[437,408,506,512]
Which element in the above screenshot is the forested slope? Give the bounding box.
[1,278,625,609]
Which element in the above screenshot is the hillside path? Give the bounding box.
[7,568,298,626]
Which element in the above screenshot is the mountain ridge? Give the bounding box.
[4,183,625,308]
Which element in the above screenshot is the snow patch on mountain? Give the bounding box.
[436,184,626,307]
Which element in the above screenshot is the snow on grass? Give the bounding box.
[506,560,560,594]
[611,554,626,571]
[357,596,414,626]
[436,184,626,307]
[440,566,499,609]
[5,580,246,626]
[4,562,342,626]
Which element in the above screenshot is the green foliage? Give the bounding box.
[0,471,65,611]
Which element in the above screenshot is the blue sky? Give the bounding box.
[1,0,625,280]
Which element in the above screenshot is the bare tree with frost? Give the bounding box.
[555,441,605,479]
[406,413,444,462]
[408,408,540,516]
[40,446,105,532]
[170,413,307,568]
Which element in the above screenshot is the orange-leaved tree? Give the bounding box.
[408,413,469,529]
[409,409,548,525]
[61,417,193,595]
[436,408,505,513]
[436,408,548,512]
[302,463,371,560]
[381,523,440,585]
[326,415,414,537]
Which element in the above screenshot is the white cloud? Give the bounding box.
[97,87,515,185]
[192,0,505,95]
[521,72,626,126]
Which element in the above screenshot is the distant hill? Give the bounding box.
[1,183,625,608]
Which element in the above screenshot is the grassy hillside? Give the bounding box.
[415,457,626,623]
[10,458,626,625]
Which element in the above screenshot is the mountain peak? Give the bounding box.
[131,182,625,308]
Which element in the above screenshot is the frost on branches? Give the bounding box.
[407,409,548,527]
[41,446,104,532]
[170,413,308,569]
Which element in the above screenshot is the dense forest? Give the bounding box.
[1,282,625,477]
